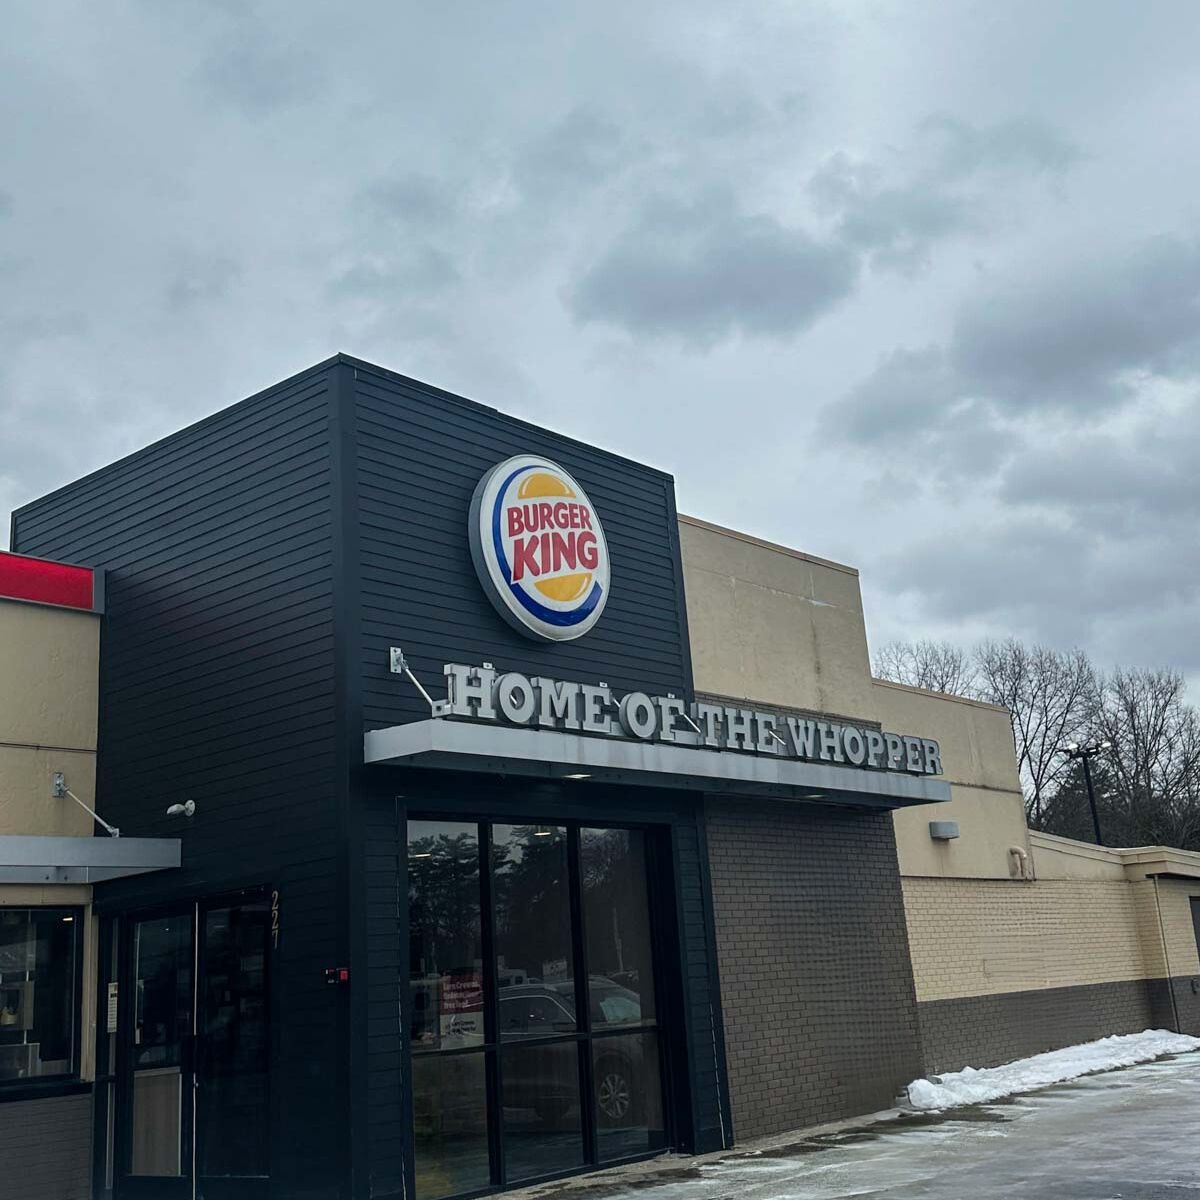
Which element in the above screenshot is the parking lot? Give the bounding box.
[524,1051,1200,1200]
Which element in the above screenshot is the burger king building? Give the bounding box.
[10,355,981,1200]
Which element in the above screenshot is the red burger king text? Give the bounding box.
[506,501,600,581]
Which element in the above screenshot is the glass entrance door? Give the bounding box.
[408,821,668,1199]
[125,913,194,1196]
[195,900,271,1200]
[117,897,271,1200]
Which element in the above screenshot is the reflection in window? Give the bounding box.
[580,829,657,1027]
[198,903,270,1180]
[413,1051,490,1199]
[493,825,575,1037]
[501,1040,585,1183]
[0,908,80,1083]
[408,821,483,1051]
[129,915,191,1177]
[132,917,192,1070]
[593,1033,666,1161]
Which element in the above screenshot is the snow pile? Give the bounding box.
[906,1028,1200,1110]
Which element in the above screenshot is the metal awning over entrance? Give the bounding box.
[364,719,951,809]
[0,834,181,884]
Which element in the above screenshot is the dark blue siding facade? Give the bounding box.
[11,355,731,1200]
[13,363,345,1200]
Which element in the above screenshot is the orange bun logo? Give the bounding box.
[469,455,610,642]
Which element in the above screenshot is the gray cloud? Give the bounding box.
[197,25,324,115]
[0,191,12,217]
[810,156,975,273]
[835,346,957,439]
[809,115,1080,274]
[5,0,1200,686]
[567,192,858,342]
[513,108,626,200]
[879,510,1200,663]
[328,248,461,300]
[924,114,1082,180]
[0,313,87,354]
[835,235,1200,462]
[357,174,455,228]
[953,237,1200,409]
[166,256,242,313]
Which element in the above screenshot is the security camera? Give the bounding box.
[166,800,196,818]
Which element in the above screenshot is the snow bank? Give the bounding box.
[906,1028,1200,1110]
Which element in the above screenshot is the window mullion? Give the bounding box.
[567,826,597,1165]
[479,822,505,1189]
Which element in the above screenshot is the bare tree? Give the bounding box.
[972,639,1095,823]
[1086,667,1200,849]
[872,639,978,697]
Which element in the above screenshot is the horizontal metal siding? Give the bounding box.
[12,364,345,1200]
[0,1093,92,1200]
[349,366,693,737]
[347,360,716,1187]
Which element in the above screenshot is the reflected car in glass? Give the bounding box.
[499,979,650,1128]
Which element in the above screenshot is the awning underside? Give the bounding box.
[0,835,181,884]
[364,720,951,809]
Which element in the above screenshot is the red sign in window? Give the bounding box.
[0,552,94,611]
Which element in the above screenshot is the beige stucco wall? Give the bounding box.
[679,515,876,718]
[0,600,100,750]
[877,681,1027,880]
[1031,831,1128,881]
[0,599,100,839]
[678,515,1028,882]
[0,599,101,1082]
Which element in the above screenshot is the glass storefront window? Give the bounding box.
[592,1032,666,1162]
[501,1040,585,1182]
[580,829,657,1028]
[412,1052,490,1200]
[407,818,669,1197]
[408,821,483,1051]
[492,825,575,1037]
[0,907,81,1083]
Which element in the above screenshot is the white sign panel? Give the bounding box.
[469,455,610,642]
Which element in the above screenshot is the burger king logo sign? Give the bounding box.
[469,455,610,642]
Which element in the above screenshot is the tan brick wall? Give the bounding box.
[903,876,1156,1002]
[1147,879,1200,977]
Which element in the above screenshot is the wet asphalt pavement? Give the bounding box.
[524,1051,1200,1200]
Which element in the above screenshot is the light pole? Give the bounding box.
[1063,740,1112,846]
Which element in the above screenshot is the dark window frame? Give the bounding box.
[0,904,86,1098]
[406,814,672,1198]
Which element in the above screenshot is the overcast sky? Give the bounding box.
[4,2,1199,677]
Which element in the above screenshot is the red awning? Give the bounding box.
[0,550,95,611]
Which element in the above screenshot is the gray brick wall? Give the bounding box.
[0,1092,92,1200]
[705,800,924,1141]
[1166,975,1200,1036]
[917,979,1158,1074]
[1148,975,1200,1039]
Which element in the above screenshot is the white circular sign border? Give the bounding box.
[468,454,611,643]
